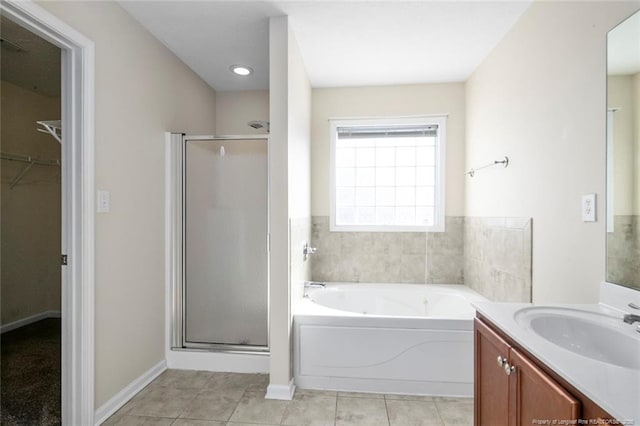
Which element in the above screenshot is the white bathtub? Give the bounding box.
[293,283,487,397]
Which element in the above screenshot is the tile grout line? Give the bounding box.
[433,399,448,426]
[182,384,205,421]
[277,395,289,426]
[434,401,447,426]
[384,395,392,426]
[220,385,247,424]
[279,395,291,426]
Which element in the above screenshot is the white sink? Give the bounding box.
[514,307,640,370]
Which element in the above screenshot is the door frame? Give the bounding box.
[0,1,95,424]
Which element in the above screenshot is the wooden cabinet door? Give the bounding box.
[475,319,511,426]
[509,348,580,426]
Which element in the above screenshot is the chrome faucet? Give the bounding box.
[622,314,640,325]
[302,242,317,261]
[303,281,325,298]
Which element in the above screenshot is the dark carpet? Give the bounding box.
[1,318,61,425]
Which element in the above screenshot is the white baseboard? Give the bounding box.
[265,379,296,400]
[166,349,269,373]
[0,310,62,334]
[94,360,166,425]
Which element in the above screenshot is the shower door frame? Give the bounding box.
[169,134,270,354]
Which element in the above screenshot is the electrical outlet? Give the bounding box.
[582,193,596,222]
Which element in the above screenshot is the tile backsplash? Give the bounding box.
[309,215,532,302]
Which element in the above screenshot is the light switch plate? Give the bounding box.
[97,189,110,213]
[582,193,596,222]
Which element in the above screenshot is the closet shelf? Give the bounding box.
[37,120,62,144]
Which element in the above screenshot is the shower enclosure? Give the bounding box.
[169,134,269,352]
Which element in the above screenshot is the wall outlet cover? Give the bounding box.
[582,193,596,222]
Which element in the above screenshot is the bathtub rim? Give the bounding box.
[295,282,487,327]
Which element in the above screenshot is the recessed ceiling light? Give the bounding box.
[230,65,253,76]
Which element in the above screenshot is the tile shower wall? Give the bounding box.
[310,216,464,284]
[464,217,532,302]
[607,215,640,288]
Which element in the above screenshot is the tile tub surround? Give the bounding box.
[463,217,532,302]
[426,217,464,284]
[310,216,464,284]
[607,215,640,288]
[104,369,473,425]
[309,216,532,302]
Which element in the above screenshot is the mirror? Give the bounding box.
[606,10,640,290]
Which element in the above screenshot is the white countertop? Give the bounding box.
[473,301,640,423]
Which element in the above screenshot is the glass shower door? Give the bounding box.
[183,138,268,349]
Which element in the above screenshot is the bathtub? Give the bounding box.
[293,283,487,397]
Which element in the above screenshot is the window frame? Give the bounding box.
[329,115,447,233]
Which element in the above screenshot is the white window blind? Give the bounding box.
[330,117,446,232]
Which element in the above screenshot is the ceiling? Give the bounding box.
[120,1,533,92]
[0,16,61,97]
[607,9,640,75]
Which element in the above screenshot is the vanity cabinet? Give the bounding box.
[475,317,510,425]
[475,316,614,426]
[508,348,579,424]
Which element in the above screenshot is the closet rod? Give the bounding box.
[1,152,60,167]
[1,152,60,189]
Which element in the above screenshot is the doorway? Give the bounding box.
[0,15,62,424]
[0,2,95,424]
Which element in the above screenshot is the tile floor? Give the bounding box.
[105,370,473,426]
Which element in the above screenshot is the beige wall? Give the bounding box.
[1,81,61,325]
[287,24,312,305]
[268,15,312,390]
[215,90,269,135]
[465,1,640,304]
[38,1,217,408]
[311,83,466,217]
[268,15,291,389]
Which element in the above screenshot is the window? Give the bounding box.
[330,116,446,232]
